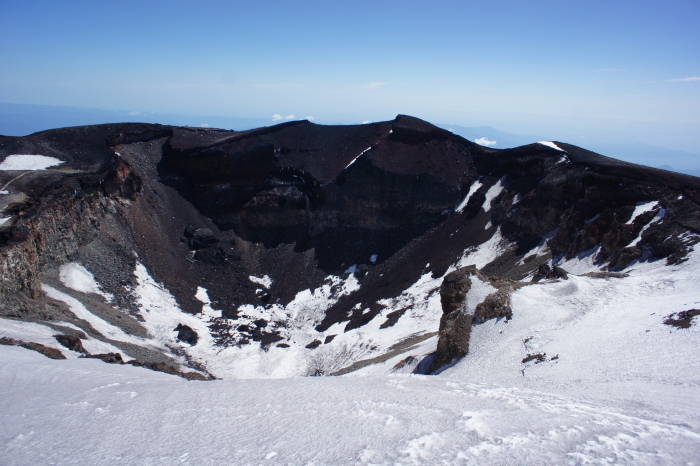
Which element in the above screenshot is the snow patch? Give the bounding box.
[626,201,659,225]
[628,208,666,247]
[455,228,513,270]
[194,287,222,318]
[0,217,11,226]
[249,275,272,289]
[0,154,64,170]
[42,284,136,343]
[59,263,113,302]
[538,141,565,152]
[343,147,372,170]
[455,180,483,213]
[482,179,505,212]
[465,276,497,316]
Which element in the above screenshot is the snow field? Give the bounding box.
[0,154,64,171]
[59,262,114,302]
[0,317,126,358]
[2,346,698,465]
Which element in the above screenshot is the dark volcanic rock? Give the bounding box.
[430,267,477,373]
[54,334,87,353]
[81,352,124,364]
[474,288,513,321]
[189,228,218,250]
[440,267,475,314]
[664,309,700,329]
[174,323,198,345]
[0,337,67,359]
[532,263,568,282]
[305,339,322,349]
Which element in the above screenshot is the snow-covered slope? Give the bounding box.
[2,249,700,464]
[3,118,700,463]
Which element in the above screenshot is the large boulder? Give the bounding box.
[474,287,513,321]
[429,267,478,373]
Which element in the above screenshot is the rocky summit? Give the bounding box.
[1,115,699,379]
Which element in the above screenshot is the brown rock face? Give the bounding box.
[431,267,524,373]
[474,288,513,321]
[54,334,87,353]
[431,311,473,373]
[0,337,67,359]
[440,267,475,314]
[430,267,478,373]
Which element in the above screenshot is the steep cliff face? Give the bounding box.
[1,116,699,378]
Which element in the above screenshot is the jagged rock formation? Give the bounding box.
[1,115,699,378]
[430,268,477,372]
[430,266,525,373]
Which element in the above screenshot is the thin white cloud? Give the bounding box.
[271,114,296,122]
[254,83,303,89]
[475,137,497,147]
[667,77,700,82]
[305,116,314,121]
[349,82,388,90]
[129,110,142,115]
[200,123,210,127]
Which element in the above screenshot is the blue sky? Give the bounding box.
[1,0,699,153]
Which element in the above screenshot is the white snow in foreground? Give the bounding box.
[0,217,11,226]
[59,262,114,302]
[3,242,700,463]
[248,275,273,289]
[2,338,699,465]
[0,154,64,171]
[626,200,659,225]
[482,179,505,212]
[475,137,497,147]
[455,180,483,212]
[538,141,565,152]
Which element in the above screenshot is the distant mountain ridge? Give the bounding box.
[2,102,699,176]
[0,102,271,136]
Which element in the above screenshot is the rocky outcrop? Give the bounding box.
[430,267,477,373]
[474,288,513,321]
[0,155,141,319]
[0,337,66,359]
[174,323,198,345]
[430,267,525,373]
[54,334,87,353]
[531,263,568,282]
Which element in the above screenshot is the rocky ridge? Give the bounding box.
[1,115,699,378]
